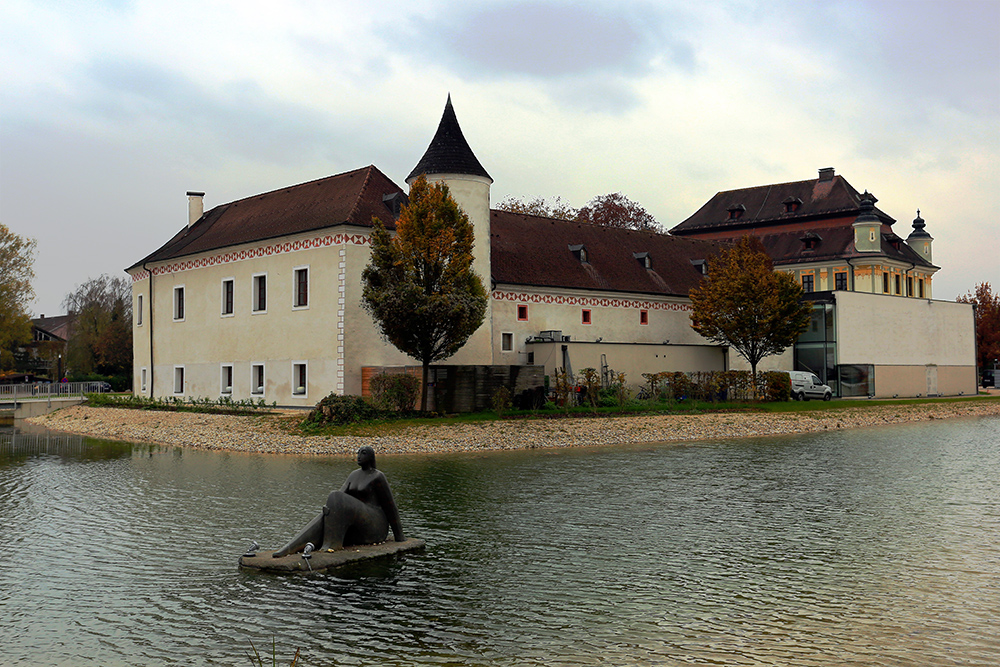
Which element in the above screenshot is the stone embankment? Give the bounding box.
[27,398,1000,456]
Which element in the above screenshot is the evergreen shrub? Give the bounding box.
[368,372,420,412]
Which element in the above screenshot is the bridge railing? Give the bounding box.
[0,382,110,401]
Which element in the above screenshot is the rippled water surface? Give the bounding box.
[2,416,999,666]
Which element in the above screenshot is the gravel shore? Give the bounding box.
[27,398,1000,456]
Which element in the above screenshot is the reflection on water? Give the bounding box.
[1,417,999,666]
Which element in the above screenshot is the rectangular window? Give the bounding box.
[221,364,233,395]
[640,309,648,325]
[582,309,592,325]
[906,276,913,297]
[251,364,265,395]
[517,304,528,321]
[802,275,814,293]
[173,366,185,394]
[141,367,147,392]
[292,362,307,396]
[835,272,848,291]
[294,267,309,308]
[883,272,890,293]
[173,286,185,321]
[501,332,514,352]
[137,294,143,326]
[919,279,925,298]
[895,274,901,295]
[222,278,235,316]
[253,274,267,313]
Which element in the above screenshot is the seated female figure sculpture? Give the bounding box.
[273,446,404,557]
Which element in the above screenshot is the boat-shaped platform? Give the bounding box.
[238,538,425,573]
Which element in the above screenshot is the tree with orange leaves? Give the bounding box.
[362,175,487,411]
[958,282,1000,377]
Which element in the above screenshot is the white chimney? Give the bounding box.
[187,191,205,227]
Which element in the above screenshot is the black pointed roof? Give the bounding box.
[407,95,492,182]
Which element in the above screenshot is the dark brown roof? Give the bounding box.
[491,211,721,296]
[756,227,937,269]
[129,165,404,269]
[670,172,895,236]
[32,314,75,341]
[407,95,492,183]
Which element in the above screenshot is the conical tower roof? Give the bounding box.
[407,95,492,183]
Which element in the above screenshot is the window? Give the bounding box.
[582,309,592,325]
[251,364,265,395]
[870,229,877,243]
[292,362,307,396]
[173,366,185,395]
[640,309,649,325]
[835,272,848,291]
[906,276,913,297]
[141,367,147,392]
[221,364,233,395]
[727,204,745,220]
[569,244,587,263]
[221,279,235,316]
[919,278,925,298]
[517,304,528,321]
[895,274,901,295]
[294,267,309,308]
[802,275,814,293]
[633,252,651,269]
[501,332,514,352]
[253,274,267,313]
[173,286,185,321]
[137,294,143,326]
[883,272,890,293]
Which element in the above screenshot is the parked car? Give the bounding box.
[786,371,833,401]
[983,370,996,388]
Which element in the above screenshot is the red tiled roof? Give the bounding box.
[670,173,895,236]
[491,211,722,297]
[129,166,404,269]
[756,226,936,269]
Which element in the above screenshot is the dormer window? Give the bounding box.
[382,192,407,216]
[569,244,588,263]
[633,252,651,269]
[783,196,803,213]
[727,204,746,220]
[690,259,708,276]
[799,232,821,251]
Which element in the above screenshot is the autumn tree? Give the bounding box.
[0,223,37,371]
[957,282,1000,373]
[496,195,578,221]
[577,192,661,231]
[63,274,133,387]
[497,192,661,231]
[361,175,488,411]
[689,235,812,397]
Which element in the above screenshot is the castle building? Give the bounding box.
[127,98,726,405]
[671,169,975,397]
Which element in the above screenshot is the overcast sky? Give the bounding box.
[2,0,998,317]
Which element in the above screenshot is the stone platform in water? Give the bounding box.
[238,538,425,573]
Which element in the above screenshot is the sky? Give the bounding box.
[2,0,998,318]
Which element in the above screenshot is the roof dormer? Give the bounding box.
[799,231,821,251]
[727,203,746,220]
[568,244,588,263]
[633,251,651,269]
[783,196,803,213]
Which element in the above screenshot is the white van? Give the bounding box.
[786,371,833,401]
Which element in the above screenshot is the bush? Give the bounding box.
[761,371,792,402]
[306,394,382,426]
[368,372,420,412]
[492,386,512,417]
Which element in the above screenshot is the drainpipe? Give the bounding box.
[143,261,154,398]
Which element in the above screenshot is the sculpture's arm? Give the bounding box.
[376,475,405,541]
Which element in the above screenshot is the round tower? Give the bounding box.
[407,95,494,363]
[905,209,933,264]
[852,192,882,253]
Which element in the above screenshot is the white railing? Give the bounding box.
[0,382,110,401]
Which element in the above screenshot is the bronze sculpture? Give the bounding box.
[272,446,404,557]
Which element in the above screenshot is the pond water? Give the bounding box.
[1,416,999,666]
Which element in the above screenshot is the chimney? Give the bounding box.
[818,167,835,181]
[187,191,205,227]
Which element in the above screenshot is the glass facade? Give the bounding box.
[794,303,837,394]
